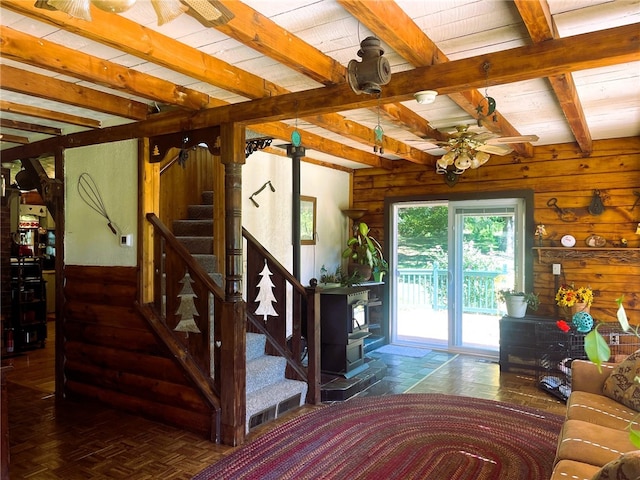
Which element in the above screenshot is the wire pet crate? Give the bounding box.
[536,322,640,402]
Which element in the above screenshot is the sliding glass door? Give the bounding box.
[391,198,525,355]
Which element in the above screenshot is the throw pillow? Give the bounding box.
[603,349,640,411]
[591,451,640,480]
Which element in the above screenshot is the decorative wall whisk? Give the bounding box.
[77,172,118,235]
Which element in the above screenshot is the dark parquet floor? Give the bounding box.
[2,322,566,479]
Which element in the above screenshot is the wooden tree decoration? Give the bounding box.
[254,260,278,322]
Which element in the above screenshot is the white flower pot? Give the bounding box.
[505,295,528,318]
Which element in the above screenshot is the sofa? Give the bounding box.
[551,358,640,479]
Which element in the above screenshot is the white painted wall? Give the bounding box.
[242,151,350,287]
[63,142,348,277]
[65,140,138,266]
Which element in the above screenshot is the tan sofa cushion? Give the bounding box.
[551,459,599,480]
[556,419,637,467]
[603,350,640,411]
[591,451,640,480]
[572,360,617,395]
[567,391,638,430]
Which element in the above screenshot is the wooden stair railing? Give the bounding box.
[244,227,321,405]
[145,212,223,442]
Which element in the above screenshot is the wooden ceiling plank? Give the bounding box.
[0,26,212,111]
[514,0,593,154]
[1,0,287,100]
[0,100,101,128]
[217,1,344,86]
[1,23,637,162]
[0,133,30,144]
[0,118,62,136]
[338,0,533,156]
[0,65,149,120]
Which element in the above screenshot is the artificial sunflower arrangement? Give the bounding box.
[555,284,594,307]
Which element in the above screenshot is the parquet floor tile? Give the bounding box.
[3,322,567,478]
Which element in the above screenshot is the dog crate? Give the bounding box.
[536,322,640,402]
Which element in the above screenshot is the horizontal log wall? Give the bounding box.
[63,265,214,437]
[351,137,640,323]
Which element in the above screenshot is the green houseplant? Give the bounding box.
[497,289,540,318]
[342,221,386,281]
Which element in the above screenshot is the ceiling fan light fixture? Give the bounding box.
[414,90,438,104]
[474,150,491,167]
[46,0,92,21]
[181,0,235,26]
[90,0,136,13]
[151,0,188,25]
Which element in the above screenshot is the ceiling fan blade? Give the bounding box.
[476,144,513,155]
[486,135,539,144]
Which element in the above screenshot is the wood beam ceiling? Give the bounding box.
[338,0,533,157]
[0,0,432,166]
[514,0,593,154]
[1,23,637,163]
[0,100,101,128]
[0,64,150,120]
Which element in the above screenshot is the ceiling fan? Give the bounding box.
[432,125,539,186]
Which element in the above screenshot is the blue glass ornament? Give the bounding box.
[572,311,594,333]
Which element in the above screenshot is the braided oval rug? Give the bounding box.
[193,394,563,480]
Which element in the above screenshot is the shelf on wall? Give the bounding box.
[533,247,640,264]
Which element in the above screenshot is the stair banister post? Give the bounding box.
[305,286,321,404]
[219,122,247,446]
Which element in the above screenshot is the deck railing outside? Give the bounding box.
[397,266,504,314]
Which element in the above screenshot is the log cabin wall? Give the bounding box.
[63,265,215,438]
[351,137,640,324]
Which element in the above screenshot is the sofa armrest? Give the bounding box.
[571,360,617,394]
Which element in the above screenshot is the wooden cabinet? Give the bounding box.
[9,258,47,351]
[499,314,555,373]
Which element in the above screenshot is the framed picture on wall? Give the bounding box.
[300,196,316,245]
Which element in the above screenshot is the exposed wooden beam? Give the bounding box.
[1,0,287,100]
[0,0,429,165]
[0,65,149,121]
[0,26,213,111]
[338,0,533,156]
[0,133,29,144]
[218,1,443,146]
[253,123,393,170]
[514,0,593,154]
[216,0,344,86]
[263,146,355,174]
[2,24,637,162]
[0,100,101,128]
[0,118,62,136]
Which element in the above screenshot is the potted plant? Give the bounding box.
[497,289,540,318]
[342,221,386,281]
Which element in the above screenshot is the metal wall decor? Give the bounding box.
[245,138,272,158]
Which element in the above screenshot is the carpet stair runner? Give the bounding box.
[172,191,307,433]
[246,332,308,433]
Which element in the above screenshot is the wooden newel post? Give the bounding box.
[305,286,321,404]
[220,123,247,446]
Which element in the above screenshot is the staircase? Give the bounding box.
[246,332,308,432]
[172,191,307,433]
